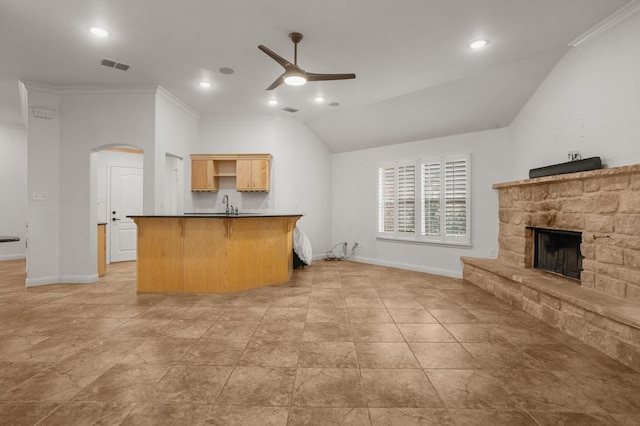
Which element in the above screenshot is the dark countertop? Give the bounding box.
[128,213,303,219]
[0,236,20,243]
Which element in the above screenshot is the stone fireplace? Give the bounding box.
[461,164,640,372]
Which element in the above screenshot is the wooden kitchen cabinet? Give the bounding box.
[191,154,271,192]
[191,158,216,191]
[236,157,271,192]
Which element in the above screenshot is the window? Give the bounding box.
[378,153,471,246]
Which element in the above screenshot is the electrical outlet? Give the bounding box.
[490,249,496,257]
[32,192,47,201]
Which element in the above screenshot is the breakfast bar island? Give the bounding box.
[129,214,302,294]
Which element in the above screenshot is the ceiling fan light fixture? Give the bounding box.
[284,71,307,86]
[469,39,488,49]
[89,26,110,37]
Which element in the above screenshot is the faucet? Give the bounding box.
[222,194,229,215]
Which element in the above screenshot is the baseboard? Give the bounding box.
[26,274,98,287]
[351,256,463,279]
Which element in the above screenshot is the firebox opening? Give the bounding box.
[533,228,583,281]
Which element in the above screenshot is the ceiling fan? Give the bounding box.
[258,32,356,90]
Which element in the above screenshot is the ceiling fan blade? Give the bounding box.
[258,45,294,69]
[266,75,285,90]
[306,72,356,82]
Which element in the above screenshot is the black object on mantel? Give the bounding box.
[0,236,20,243]
[529,157,602,179]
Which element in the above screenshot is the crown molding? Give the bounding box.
[20,80,159,96]
[569,0,640,47]
[156,86,200,120]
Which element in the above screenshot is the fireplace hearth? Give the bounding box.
[533,228,583,281]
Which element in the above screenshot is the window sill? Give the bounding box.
[376,236,472,248]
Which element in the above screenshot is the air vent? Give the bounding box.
[282,107,299,113]
[100,57,131,71]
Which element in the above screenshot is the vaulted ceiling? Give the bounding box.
[0,0,632,152]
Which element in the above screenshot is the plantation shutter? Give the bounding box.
[444,156,469,239]
[421,160,441,237]
[378,165,395,233]
[397,163,416,235]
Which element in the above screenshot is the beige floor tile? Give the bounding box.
[426,369,520,410]
[262,307,307,322]
[368,408,453,425]
[355,342,420,368]
[0,402,61,426]
[360,369,442,408]
[350,323,404,342]
[239,339,301,367]
[306,307,349,322]
[37,401,134,425]
[492,370,605,413]
[447,409,537,425]
[529,411,621,425]
[303,322,353,342]
[298,341,358,368]
[288,407,370,425]
[409,343,478,369]
[216,366,296,406]
[181,339,247,366]
[292,368,365,407]
[219,306,268,321]
[462,342,545,370]
[205,405,289,425]
[202,320,259,339]
[427,309,479,324]
[253,321,305,341]
[397,323,456,342]
[443,323,510,343]
[151,365,232,403]
[348,308,394,323]
[387,308,437,324]
[72,363,172,402]
[122,338,196,364]
[119,403,211,426]
[2,359,114,402]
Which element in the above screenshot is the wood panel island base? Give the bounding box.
[130,215,301,294]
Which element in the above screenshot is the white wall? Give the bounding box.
[509,11,640,180]
[331,128,511,277]
[0,124,27,260]
[25,85,61,285]
[197,118,333,256]
[23,84,157,286]
[154,88,200,214]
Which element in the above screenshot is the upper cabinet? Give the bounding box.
[236,158,271,192]
[191,154,272,193]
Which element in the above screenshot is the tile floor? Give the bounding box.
[1,259,640,425]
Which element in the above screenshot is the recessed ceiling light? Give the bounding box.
[89,26,110,37]
[469,39,488,49]
[268,99,278,106]
[199,81,212,88]
[219,67,234,75]
[329,102,340,107]
[314,96,325,103]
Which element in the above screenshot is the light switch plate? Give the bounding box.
[32,192,47,201]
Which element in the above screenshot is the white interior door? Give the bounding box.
[110,165,143,262]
